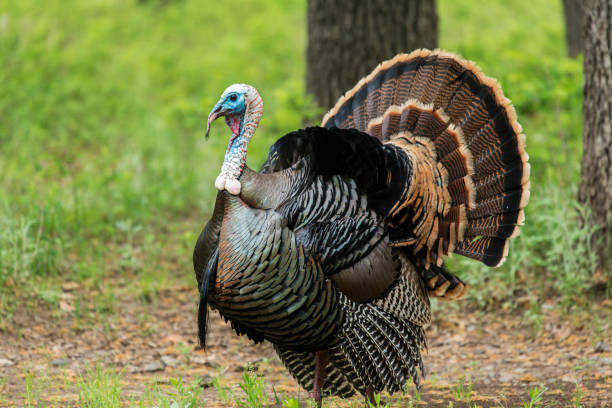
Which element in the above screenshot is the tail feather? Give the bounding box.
[338,295,426,395]
[343,330,382,390]
[352,325,388,391]
[276,262,430,397]
[420,262,469,300]
[273,346,356,398]
[323,49,529,268]
[328,347,366,393]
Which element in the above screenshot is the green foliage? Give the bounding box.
[138,377,203,407]
[76,365,123,408]
[212,372,231,403]
[573,382,585,408]
[24,370,39,407]
[279,396,301,408]
[1,0,593,309]
[0,211,59,284]
[523,386,546,408]
[0,0,310,294]
[452,376,473,403]
[367,392,390,408]
[214,369,308,408]
[234,369,268,408]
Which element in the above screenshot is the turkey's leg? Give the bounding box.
[365,384,375,406]
[313,350,328,408]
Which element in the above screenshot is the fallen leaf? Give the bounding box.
[62,282,80,292]
[59,300,74,312]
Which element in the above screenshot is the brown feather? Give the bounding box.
[323,49,529,269]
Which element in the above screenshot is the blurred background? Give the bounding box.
[0,0,610,406]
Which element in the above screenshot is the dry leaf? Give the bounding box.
[59,300,74,312]
[62,282,80,292]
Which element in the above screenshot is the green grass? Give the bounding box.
[24,370,40,407]
[234,370,268,408]
[523,386,546,408]
[140,377,204,408]
[451,376,473,403]
[76,365,123,408]
[0,0,594,308]
[0,0,311,300]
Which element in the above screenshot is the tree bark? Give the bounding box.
[579,0,612,272]
[306,0,438,110]
[563,0,585,58]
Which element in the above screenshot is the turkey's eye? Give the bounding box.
[229,94,238,102]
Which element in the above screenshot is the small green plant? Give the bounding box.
[572,357,595,372]
[452,376,473,403]
[524,298,543,337]
[234,369,268,408]
[272,386,299,408]
[177,342,192,366]
[412,386,421,404]
[281,396,301,408]
[573,382,585,408]
[73,294,83,330]
[212,372,231,402]
[494,391,509,408]
[24,370,39,407]
[165,377,203,408]
[366,392,390,408]
[139,377,202,408]
[523,386,546,408]
[0,213,58,286]
[76,364,123,408]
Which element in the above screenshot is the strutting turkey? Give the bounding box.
[194,49,530,405]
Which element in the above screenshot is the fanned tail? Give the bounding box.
[323,49,530,269]
[338,296,426,395]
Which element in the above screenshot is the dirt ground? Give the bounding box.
[0,284,610,407]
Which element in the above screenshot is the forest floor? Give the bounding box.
[0,283,610,407]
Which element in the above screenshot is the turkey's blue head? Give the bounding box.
[206,84,263,195]
[206,85,247,139]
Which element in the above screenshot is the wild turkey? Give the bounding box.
[194,49,530,405]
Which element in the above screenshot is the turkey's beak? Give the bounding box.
[205,102,227,139]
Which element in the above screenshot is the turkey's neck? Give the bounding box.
[216,93,263,193]
[219,115,249,179]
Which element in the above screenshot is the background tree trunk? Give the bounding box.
[579,0,612,273]
[306,0,438,110]
[562,0,585,58]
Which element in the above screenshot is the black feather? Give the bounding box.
[198,247,218,349]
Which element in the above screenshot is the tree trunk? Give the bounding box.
[579,0,612,272]
[306,0,438,110]
[562,0,585,58]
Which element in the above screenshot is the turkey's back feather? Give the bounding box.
[322,49,530,267]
